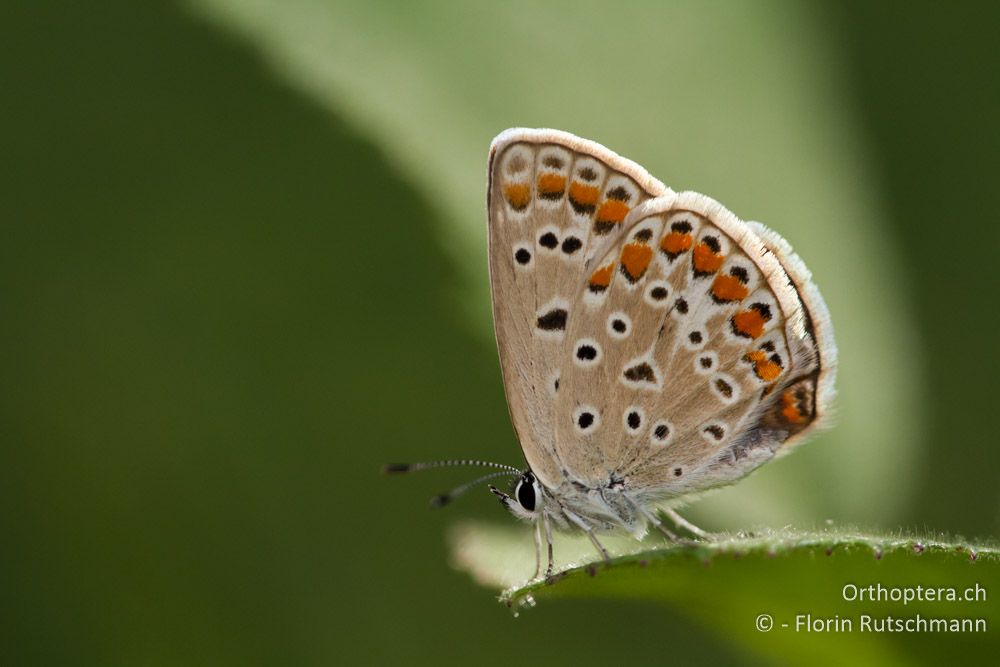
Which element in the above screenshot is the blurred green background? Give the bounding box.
[2,1,997,664]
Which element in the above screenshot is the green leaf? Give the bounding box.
[451,522,999,664]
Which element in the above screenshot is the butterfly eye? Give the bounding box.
[515,473,536,511]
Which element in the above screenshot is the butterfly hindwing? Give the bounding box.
[557,192,834,498]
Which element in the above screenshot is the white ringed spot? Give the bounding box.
[650,420,673,446]
[623,407,645,434]
[573,405,601,434]
[694,351,719,376]
[573,338,603,368]
[710,372,741,405]
[644,280,671,308]
[607,311,632,340]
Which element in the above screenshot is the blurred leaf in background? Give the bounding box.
[1,1,997,666]
[189,0,921,529]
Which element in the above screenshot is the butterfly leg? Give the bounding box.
[563,510,611,564]
[661,507,711,539]
[532,520,543,580]
[542,510,555,578]
[629,501,682,543]
[584,531,612,566]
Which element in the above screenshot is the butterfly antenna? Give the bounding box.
[383,459,522,475]
[383,460,523,509]
[428,470,521,508]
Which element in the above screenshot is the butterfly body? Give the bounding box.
[536,478,643,535]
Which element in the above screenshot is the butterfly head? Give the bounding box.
[490,470,542,522]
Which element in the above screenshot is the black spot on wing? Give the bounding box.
[715,378,734,398]
[624,362,655,383]
[561,236,583,254]
[671,220,693,233]
[606,185,630,201]
[536,309,567,331]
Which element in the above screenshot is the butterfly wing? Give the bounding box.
[487,129,669,489]
[554,191,837,499]
[488,129,837,502]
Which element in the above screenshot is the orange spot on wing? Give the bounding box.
[537,173,566,196]
[746,350,782,382]
[711,274,750,302]
[588,263,614,290]
[660,232,692,256]
[620,243,653,281]
[504,183,530,210]
[693,242,724,274]
[758,360,783,382]
[595,199,630,224]
[732,309,766,339]
[569,182,600,206]
[781,390,806,424]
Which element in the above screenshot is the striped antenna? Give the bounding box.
[383,459,522,475]
[429,470,521,508]
[383,459,524,509]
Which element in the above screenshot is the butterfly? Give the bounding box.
[387,128,837,579]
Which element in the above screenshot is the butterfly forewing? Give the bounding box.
[487,129,669,488]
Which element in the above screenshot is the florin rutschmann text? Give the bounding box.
[755,583,989,634]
